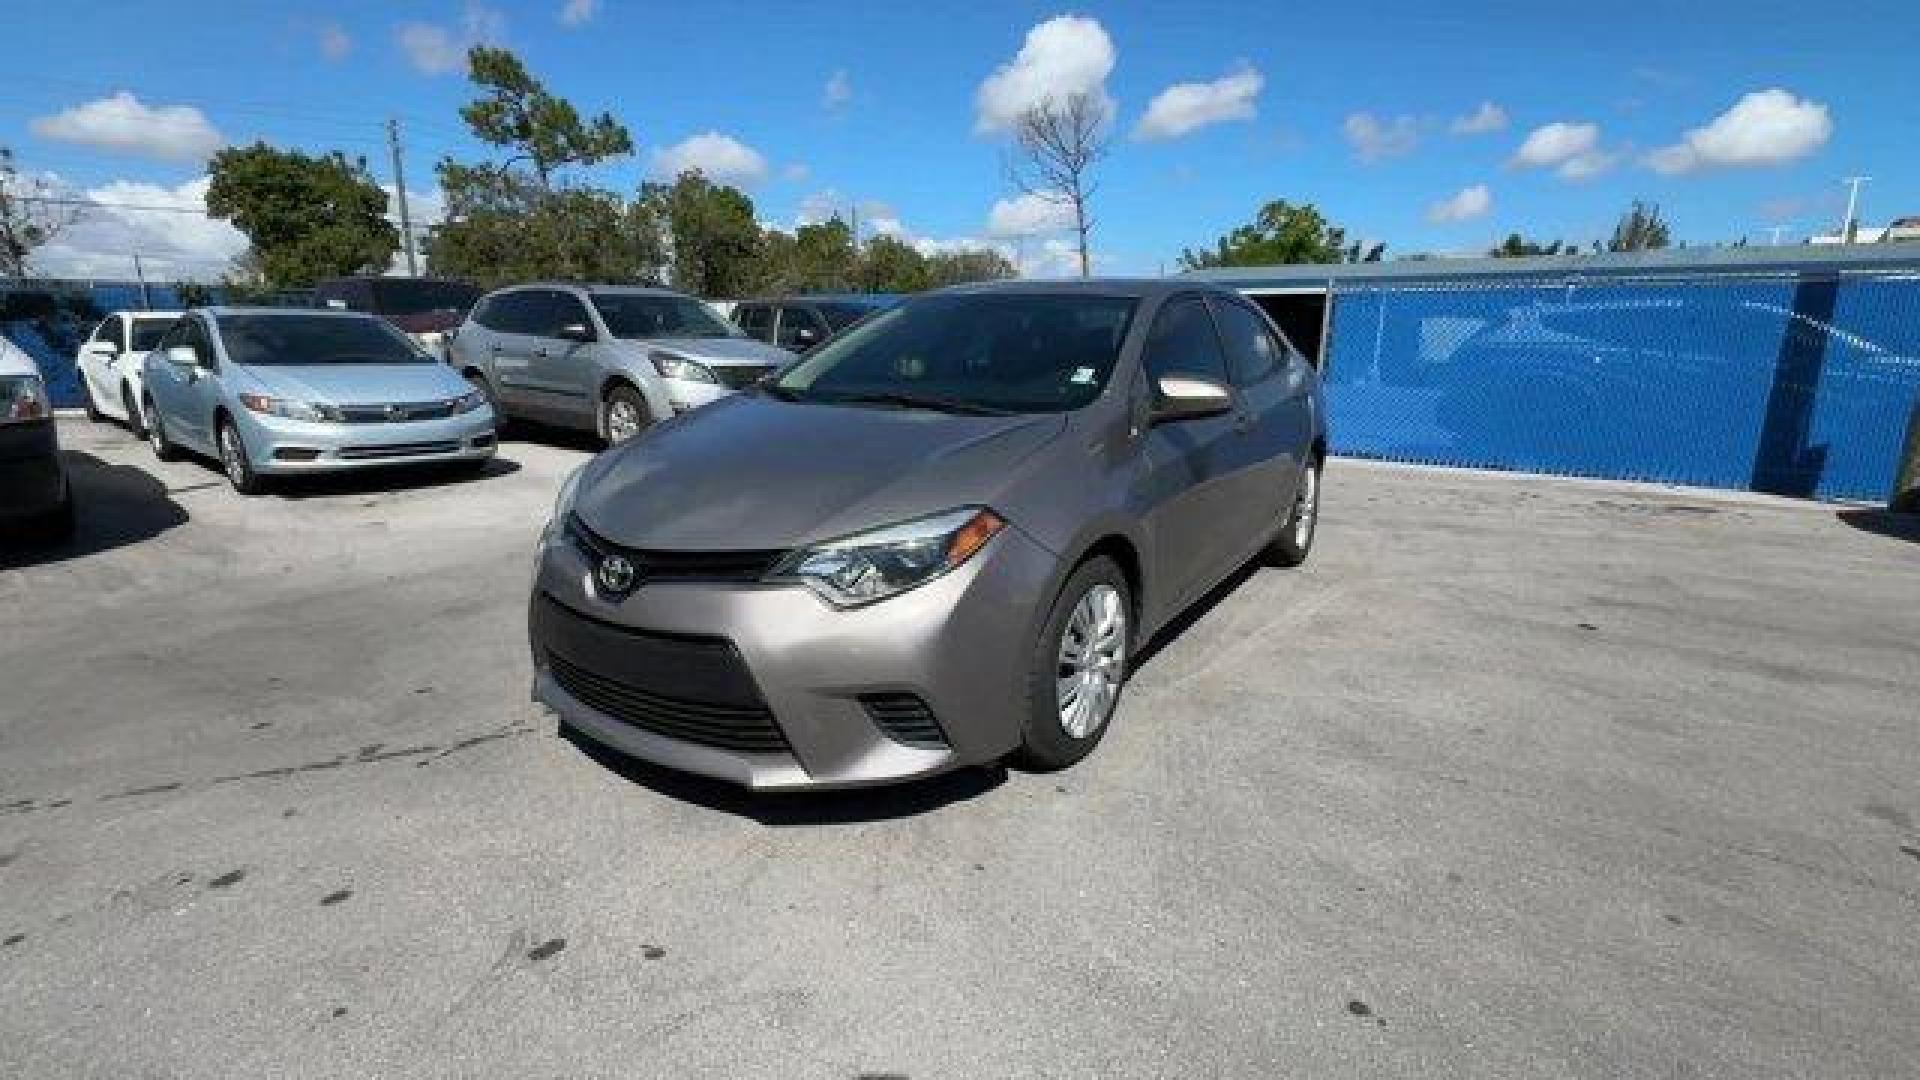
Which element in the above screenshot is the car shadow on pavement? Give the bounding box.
[500,423,604,455]
[270,457,522,500]
[1131,558,1264,673]
[559,725,1007,825]
[0,450,188,570]
[1836,508,1920,544]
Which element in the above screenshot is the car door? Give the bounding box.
[1135,294,1258,607]
[775,305,828,353]
[146,316,217,453]
[172,315,225,451]
[78,316,124,411]
[480,290,546,415]
[1210,295,1312,535]
[532,289,600,425]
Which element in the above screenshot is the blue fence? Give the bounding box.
[1321,273,1920,501]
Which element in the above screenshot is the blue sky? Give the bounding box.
[5,0,1918,280]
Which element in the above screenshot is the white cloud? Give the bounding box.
[823,69,852,110]
[29,174,246,280]
[1342,112,1418,163]
[397,3,504,75]
[559,0,598,27]
[318,22,352,61]
[651,132,770,186]
[1451,101,1507,135]
[1132,62,1262,141]
[31,93,223,164]
[974,15,1116,133]
[1426,184,1492,224]
[781,162,810,183]
[986,192,1074,237]
[1645,88,1831,175]
[1508,120,1616,178]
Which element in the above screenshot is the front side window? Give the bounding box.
[1142,296,1231,385]
[818,303,882,332]
[215,313,429,366]
[776,306,827,350]
[771,293,1139,415]
[129,318,174,352]
[590,293,738,340]
[736,305,773,341]
[94,317,127,352]
[544,291,594,337]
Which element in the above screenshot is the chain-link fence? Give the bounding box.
[1321,272,1920,501]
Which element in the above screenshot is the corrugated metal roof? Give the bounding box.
[1183,243,1920,290]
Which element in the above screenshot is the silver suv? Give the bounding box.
[448,284,794,442]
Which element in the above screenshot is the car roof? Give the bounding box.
[489,282,685,298]
[198,305,384,319]
[739,293,900,306]
[114,310,184,319]
[935,277,1225,300]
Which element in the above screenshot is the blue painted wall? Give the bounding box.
[1321,274,1920,501]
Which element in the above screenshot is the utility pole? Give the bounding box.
[1766,226,1787,246]
[132,251,150,309]
[1840,176,1872,244]
[387,117,418,275]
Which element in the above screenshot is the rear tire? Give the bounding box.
[1015,556,1132,772]
[1263,455,1320,567]
[600,384,653,446]
[218,418,268,496]
[144,394,180,461]
[464,370,508,435]
[80,376,103,423]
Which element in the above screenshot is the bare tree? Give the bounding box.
[1007,94,1109,277]
[0,147,79,278]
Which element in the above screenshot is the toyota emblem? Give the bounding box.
[596,554,637,595]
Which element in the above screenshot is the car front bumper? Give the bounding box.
[528,522,1060,790]
[659,377,732,414]
[234,407,498,475]
[0,419,69,521]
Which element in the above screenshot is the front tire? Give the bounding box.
[80,375,104,423]
[218,418,268,496]
[144,394,180,461]
[1015,556,1132,771]
[1263,455,1321,567]
[600,384,652,446]
[121,384,147,439]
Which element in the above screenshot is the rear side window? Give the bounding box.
[480,291,540,335]
[545,291,593,337]
[736,305,773,341]
[1142,296,1230,385]
[1211,298,1286,386]
[130,319,174,352]
[777,306,827,350]
[94,317,127,351]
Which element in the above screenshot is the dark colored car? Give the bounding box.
[315,277,483,361]
[530,279,1325,789]
[732,294,900,353]
[0,339,73,541]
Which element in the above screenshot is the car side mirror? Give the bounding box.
[1150,375,1234,423]
[557,322,596,343]
[165,345,199,368]
[84,341,118,358]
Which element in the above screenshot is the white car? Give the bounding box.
[76,310,181,434]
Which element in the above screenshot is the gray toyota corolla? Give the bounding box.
[530,279,1325,789]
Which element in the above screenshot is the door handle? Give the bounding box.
[534,347,550,358]
[1233,411,1254,433]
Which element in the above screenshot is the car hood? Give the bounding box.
[630,336,793,367]
[236,363,470,406]
[576,392,1066,550]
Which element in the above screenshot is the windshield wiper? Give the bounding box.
[816,391,1013,416]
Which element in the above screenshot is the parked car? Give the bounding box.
[530,279,1324,789]
[315,276,482,363]
[0,335,73,541]
[449,283,794,444]
[74,309,181,435]
[732,293,899,353]
[141,307,495,495]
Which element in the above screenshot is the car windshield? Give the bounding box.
[218,312,430,366]
[769,293,1138,415]
[818,302,887,331]
[130,318,175,351]
[590,294,739,339]
[369,280,481,318]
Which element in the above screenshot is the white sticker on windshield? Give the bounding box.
[1070,366,1095,384]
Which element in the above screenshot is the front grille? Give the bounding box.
[713,365,775,390]
[337,400,458,424]
[550,654,788,753]
[338,440,461,460]
[861,693,948,749]
[565,513,782,583]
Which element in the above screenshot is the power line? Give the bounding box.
[16,195,437,232]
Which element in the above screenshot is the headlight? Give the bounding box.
[651,352,716,383]
[451,390,485,414]
[238,393,343,422]
[548,464,585,536]
[0,373,49,425]
[768,506,1005,608]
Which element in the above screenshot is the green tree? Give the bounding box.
[459,46,632,190]
[204,142,396,288]
[1489,233,1567,258]
[858,233,931,292]
[924,247,1017,287]
[1608,201,1671,252]
[640,171,762,297]
[1178,200,1354,269]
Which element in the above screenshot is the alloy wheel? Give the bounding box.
[221,427,246,485]
[1055,582,1127,739]
[1293,464,1319,549]
[606,398,645,443]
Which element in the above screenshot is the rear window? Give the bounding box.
[217,312,430,366]
[130,319,175,352]
[369,279,481,319]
